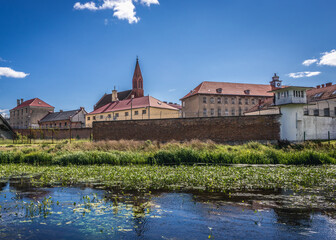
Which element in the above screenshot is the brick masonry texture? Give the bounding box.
[93,115,281,143]
[15,128,92,140]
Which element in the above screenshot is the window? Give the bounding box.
[182,101,185,107]
[65,122,67,126]
[216,88,222,93]
[324,108,330,117]
[225,109,229,116]
[135,111,139,115]
[231,98,235,104]
[314,109,319,116]
[332,90,336,95]
[217,97,222,104]
[108,114,111,118]
[115,113,119,118]
[238,98,242,105]
[313,93,323,99]
[304,109,309,116]
[125,112,129,117]
[26,108,28,113]
[203,108,207,116]
[218,108,222,116]
[301,91,304,98]
[93,116,96,120]
[87,117,90,121]
[224,98,228,104]
[239,107,242,116]
[245,99,249,105]
[210,108,214,116]
[210,97,215,104]
[100,115,103,119]
[203,97,207,104]
[252,99,255,105]
[231,108,235,116]
[142,110,147,114]
[59,123,61,128]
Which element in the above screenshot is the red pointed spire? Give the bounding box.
[132,57,144,98]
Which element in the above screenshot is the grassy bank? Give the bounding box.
[0,140,336,165]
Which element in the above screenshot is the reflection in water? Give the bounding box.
[0,178,335,240]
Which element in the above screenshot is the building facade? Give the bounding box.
[9,98,54,129]
[180,75,280,118]
[39,108,87,129]
[86,96,180,127]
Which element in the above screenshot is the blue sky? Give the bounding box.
[1,0,336,115]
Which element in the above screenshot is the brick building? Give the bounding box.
[9,98,54,129]
[39,108,87,129]
[180,74,280,118]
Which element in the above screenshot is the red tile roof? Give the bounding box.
[181,81,274,100]
[11,98,54,111]
[88,96,179,115]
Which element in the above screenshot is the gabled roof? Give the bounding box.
[88,96,179,115]
[181,81,274,100]
[94,90,132,110]
[11,98,54,111]
[39,109,86,123]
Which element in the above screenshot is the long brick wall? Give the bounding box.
[15,128,92,140]
[93,115,281,143]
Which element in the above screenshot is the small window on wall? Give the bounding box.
[314,109,319,116]
[135,111,139,115]
[225,109,229,116]
[238,99,242,105]
[87,117,90,121]
[231,98,235,104]
[210,108,214,116]
[59,123,61,128]
[231,108,235,116]
[252,99,255,105]
[100,115,103,119]
[224,98,228,104]
[203,108,207,116]
[65,122,67,126]
[245,99,249,105]
[218,108,222,116]
[125,112,129,117]
[217,97,222,104]
[203,97,207,103]
[142,110,147,114]
[108,114,111,118]
[304,109,309,116]
[115,113,119,118]
[239,108,242,116]
[93,116,96,120]
[324,108,330,117]
[210,97,215,104]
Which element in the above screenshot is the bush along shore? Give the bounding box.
[0,140,336,166]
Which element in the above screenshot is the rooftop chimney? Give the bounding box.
[316,85,320,89]
[326,82,332,87]
[322,84,325,88]
[112,88,118,102]
[17,99,20,106]
[20,99,23,104]
[60,110,63,112]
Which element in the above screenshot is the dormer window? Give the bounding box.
[332,90,336,95]
[244,90,250,95]
[313,92,323,99]
[216,88,222,93]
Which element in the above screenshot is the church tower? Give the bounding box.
[132,57,144,98]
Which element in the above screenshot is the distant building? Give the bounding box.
[94,58,145,110]
[0,114,15,139]
[245,82,336,117]
[39,108,87,129]
[180,75,280,118]
[86,96,180,127]
[9,98,54,129]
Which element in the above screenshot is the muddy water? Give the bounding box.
[0,179,335,239]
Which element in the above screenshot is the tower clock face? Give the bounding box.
[277,82,281,87]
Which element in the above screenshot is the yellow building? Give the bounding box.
[86,95,180,127]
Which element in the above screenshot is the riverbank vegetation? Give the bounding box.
[0,140,336,165]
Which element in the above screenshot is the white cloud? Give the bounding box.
[139,0,159,7]
[0,109,9,118]
[0,57,9,63]
[302,58,318,66]
[0,67,29,79]
[318,49,336,66]
[288,71,321,79]
[74,0,159,24]
[168,89,176,92]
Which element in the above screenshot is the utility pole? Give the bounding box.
[131,95,134,120]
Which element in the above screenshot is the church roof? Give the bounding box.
[94,90,132,110]
[11,98,54,111]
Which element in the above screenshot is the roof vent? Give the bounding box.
[244,90,250,95]
[216,88,222,93]
[326,82,332,87]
